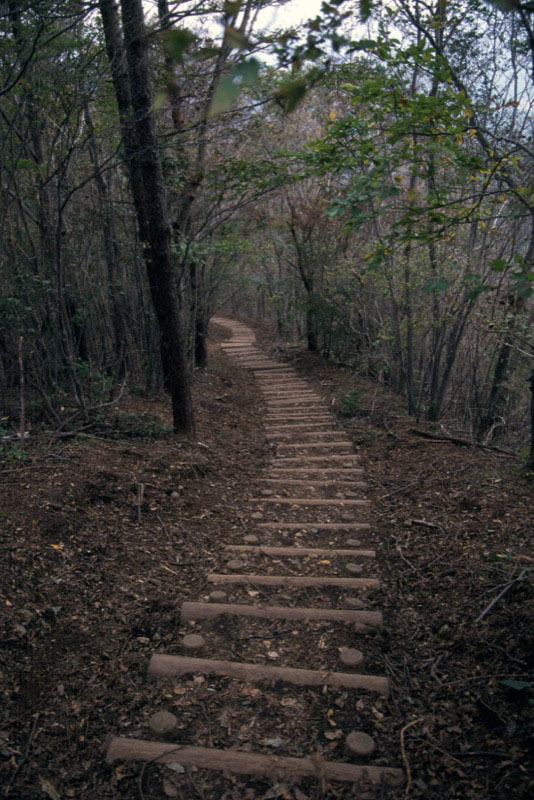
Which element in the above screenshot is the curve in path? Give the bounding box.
[105,317,404,793]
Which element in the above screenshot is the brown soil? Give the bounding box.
[0,322,532,800]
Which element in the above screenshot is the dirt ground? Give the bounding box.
[0,321,532,799]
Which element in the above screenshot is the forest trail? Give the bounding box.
[105,317,404,794]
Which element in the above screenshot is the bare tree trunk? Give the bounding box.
[528,369,534,469]
[100,0,194,432]
[84,101,128,377]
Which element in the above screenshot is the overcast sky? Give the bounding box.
[257,0,324,32]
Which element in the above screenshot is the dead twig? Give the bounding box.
[136,483,145,523]
[400,716,424,797]
[379,478,420,500]
[475,569,529,624]
[412,735,465,766]
[408,427,516,457]
[5,712,39,794]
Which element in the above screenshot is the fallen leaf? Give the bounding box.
[39,779,60,800]
[166,763,185,773]
[163,778,179,797]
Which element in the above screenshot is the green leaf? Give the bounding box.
[153,89,167,112]
[163,28,196,62]
[233,57,260,87]
[274,78,308,112]
[208,75,240,118]
[225,24,248,50]
[490,258,507,272]
[500,679,531,691]
[360,0,374,21]
[207,58,260,117]
[422,277,450,294]
[224,0,243,19]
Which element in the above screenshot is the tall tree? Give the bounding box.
[99,0,194,433]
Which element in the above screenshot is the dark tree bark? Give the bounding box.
[99,0,194,433]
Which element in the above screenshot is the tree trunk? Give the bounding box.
[84,101,128,377]
[528,368,534,470]
[100,0,194,433]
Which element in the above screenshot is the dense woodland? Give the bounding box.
[1,0,533,460]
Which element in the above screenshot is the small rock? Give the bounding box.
[226,559,245,570]
[170,491,180,501]
[354,623,373,634]
[347,539,362,547]
[209,591,227,602]
[251,512,263,520]
[261,489,273,496]
[341,513,354,522]
[149,710,177,737]
[345,730,376,757]
[346,563,363,574]
[244,535,259,544]
[344,597,365,609]
[137,636,150,645]
[339,647,364,667]
[182,633,205,650]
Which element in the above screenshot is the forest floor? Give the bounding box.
[0,321,532,800]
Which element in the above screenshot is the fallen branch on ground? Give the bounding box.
[409,428,516,457]
[475,569,530,624]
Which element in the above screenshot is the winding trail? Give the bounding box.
[105,318,404,793]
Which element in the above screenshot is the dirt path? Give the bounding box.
[105,317,404,796]
[2,318,530,800]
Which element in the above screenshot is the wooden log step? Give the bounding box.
[269,467,364,474]
[271,455,360,463]
[261,388,315,393]
[180,601,382,627]
[207,574,378,589]
[264,422,333,429]
[266,401,325,407]
[257,522,370,530]
[264,418,335,425]
[263,479,367,488]
[253,367,295,373]
[250,498,369,506]
[225,545,375,558]
[148,654,389,695]
[266,431,345,440]
[105,739,403,785]
[275,442,352,450]
[264,398,322,404]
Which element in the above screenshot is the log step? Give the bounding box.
[105,739,403,785]
[225,545,375,558]
[208,574,379,589]
[264,422,334,429]
[269,467,364,474]
[271,455,360,463]
[262,479,367,487]
[275,442,353,450]
[148,654,389,694]
[257,522,371,530]
[180,601,382,627]
[250,498,369,506]
[266,431,346,440]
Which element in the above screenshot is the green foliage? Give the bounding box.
[338,388,361,417]
[0,421,27,462]
[162,28,197,62]
[110,414,174,440]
